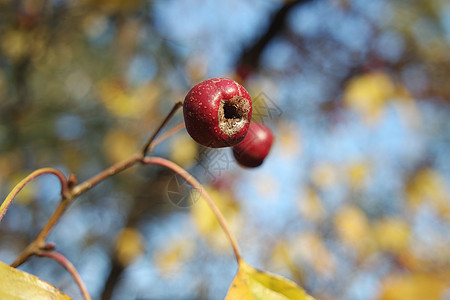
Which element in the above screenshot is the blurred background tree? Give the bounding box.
[1,0,449,299]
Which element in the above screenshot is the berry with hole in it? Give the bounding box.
[183,78,252,148]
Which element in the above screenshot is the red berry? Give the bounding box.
[183,78,252,148]
[232,122,274,168]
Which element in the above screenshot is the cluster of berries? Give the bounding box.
[183,78,273,168]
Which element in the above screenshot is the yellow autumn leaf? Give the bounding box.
[373,218,411,254]
[226,259,315,300]
[98,79,155,119]
[334,205,375,257]
[346,161,371,189]
[310,162,338,189]
[406,168,450,217]
[1,30,29,61]
[154,237,195,276]
[115,227,144,267]
[82,0,141,14]
[169,135,198,167]
[379,273,447,300]
[334,205,370,244]
[0,261,71,300]
[277,121,302,158]
[343,72,395,123]
[103,129,138,164]
[293,231,335,277]
[298,187,325,222]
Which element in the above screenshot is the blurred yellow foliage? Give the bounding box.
[344,72,395,122]
[278,121,301,158]
[406,168,450,217]
[294,231,336,277]
[103,129,138,163]
[334,205,375,256]
[298,187,325,222]
[169,135,198,167]
[115,227,144,267]
[99,79,158,119]
[82,0,141,14]
[379,273,448,300]
[373,218,411,254]
[0,28,46,62]
[154,237,195,277]
[1,30,30,61]
[311,162,337,190]
[191,186,241,252]
[0,152,22,183]
[347,161,370,189]
[226,259,315,300]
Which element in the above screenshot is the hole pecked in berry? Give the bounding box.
[223,103,241,119]
[218,96,251,137]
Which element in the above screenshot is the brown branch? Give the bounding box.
[237,0,314,77]
[142,157,242,262]
[10,101,183,268]
[38,250,92,300]
[142,101,183,156]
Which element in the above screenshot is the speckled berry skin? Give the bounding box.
[183,78,252,148]
[232,122,274,168]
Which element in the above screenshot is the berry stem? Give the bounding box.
[142,156,242,262]
[38,250,91,300]
[9,102,184,268]
[147,121,185,153]
[0,168,68,222]
[142,101,183,156]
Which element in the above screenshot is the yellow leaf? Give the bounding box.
[334,205,375,257]
[278,121,301,158]
[334,205,370,245]
[115,227,144,267]
[346,161,371,189]
[343,72,395,123]
[1,30,29,61]
[373,218,411,253]
[298,187,325,222]
[310,162,337,190]
[379,273,447,300]
[0,261,71,300]
[169,135,198,167]
[98,79,155,119]
[406,168,450,217]
[226,259,315,300]
[293,232,335,277]
[103,129,138,164]
[154,237,195,276]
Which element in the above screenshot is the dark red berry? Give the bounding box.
[232,122,274,168]
[183,78,252,148]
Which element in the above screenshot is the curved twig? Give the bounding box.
[38,250,91,300]
[0,168,68,222]
[141,156,242,262]
[142,101,183,156]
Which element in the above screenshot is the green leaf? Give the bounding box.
[226,259,315,300]
[0,261,71,300]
